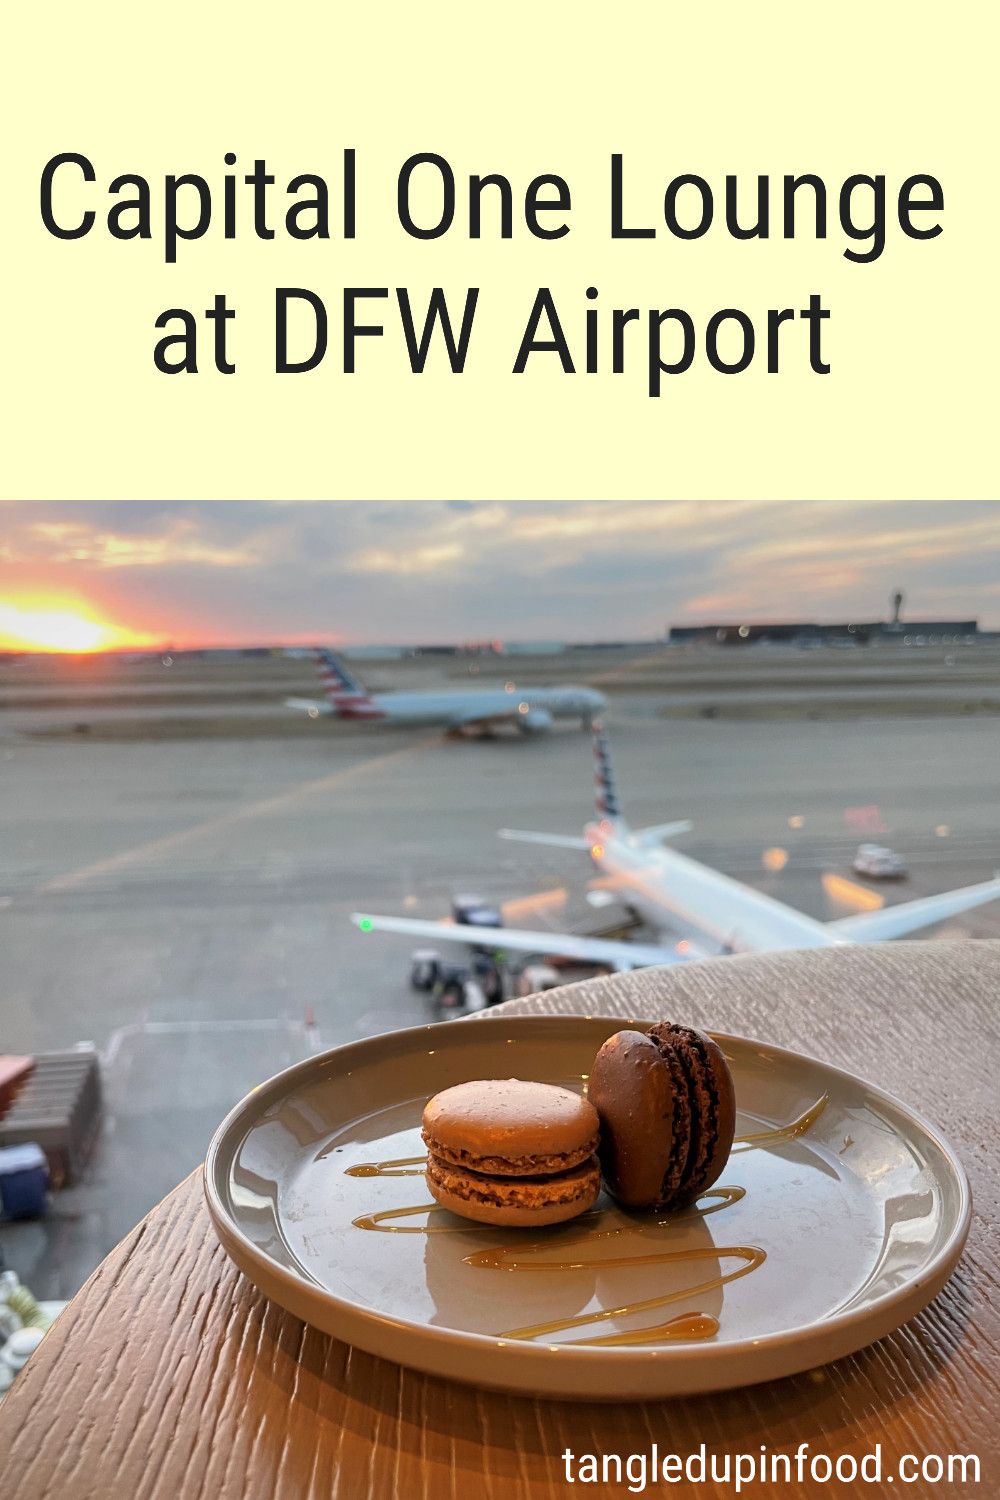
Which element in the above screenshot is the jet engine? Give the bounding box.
[516,707,553,734]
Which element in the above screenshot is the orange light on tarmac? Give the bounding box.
[761,847,790,873]
[590,844,605,860]
[822,872,884,913]
[502,888,567,922]
[788,815,805,830]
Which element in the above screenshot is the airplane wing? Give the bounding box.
[632,820,694,845]
[827,877,1000,941]
[285,697,331,715]
[498,829,591,850]
[351,912,688,970]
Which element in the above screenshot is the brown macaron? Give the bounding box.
[587,1024,736,1211]
[422,1078,601,1227]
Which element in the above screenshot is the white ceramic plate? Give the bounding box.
[203,1016,970,1400]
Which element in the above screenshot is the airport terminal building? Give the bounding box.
[669,619,980,646]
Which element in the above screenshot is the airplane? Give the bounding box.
[286,648,606,736]
[352,721,1000,969]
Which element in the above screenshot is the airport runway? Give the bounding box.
[1,647,999,1294]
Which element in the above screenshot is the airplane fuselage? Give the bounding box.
[585,820,846,954]
[361,686,604,728]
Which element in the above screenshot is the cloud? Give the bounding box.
[25,517,261,569]
[3,506,281,569]
[349,542,465,575]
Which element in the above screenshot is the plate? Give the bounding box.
[203,1015,970,1400]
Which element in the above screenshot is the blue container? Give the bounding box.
[0,1144,49,1219]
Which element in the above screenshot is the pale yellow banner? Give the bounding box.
[2,2,996,499]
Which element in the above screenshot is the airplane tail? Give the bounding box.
[591,721,693,845]
[592,720,625,827]
[312,648,385,719]
[503,721,693,852]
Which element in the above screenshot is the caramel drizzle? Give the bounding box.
[590,1312,720,1346]
[463,1188,759,1344]
[353,1184,743,1238]
[345,1154,425,1179]
[731,1093,829,1149]
[498,1245,766,1344]
[465,1186,745,1270]
[352,1202,491,1234]
[352,1188,758,1345]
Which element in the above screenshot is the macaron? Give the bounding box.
[422,1078,601,1227]
[587,1024,736,1211]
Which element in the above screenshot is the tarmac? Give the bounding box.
[2,645,999,1295]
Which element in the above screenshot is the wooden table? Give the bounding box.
[2,940,997,1498]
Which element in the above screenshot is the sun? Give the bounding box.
[0,599,146,653]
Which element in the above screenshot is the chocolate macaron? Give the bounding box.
[422,1078,601,1227]
[587,1024,736,1210]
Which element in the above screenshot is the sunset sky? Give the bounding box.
[1,501,998,651]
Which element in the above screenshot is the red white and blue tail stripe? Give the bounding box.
[313,649,385,720]
[592,720,623,823]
